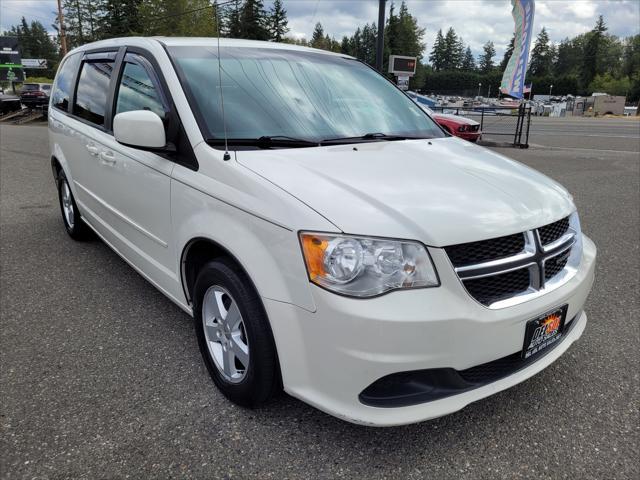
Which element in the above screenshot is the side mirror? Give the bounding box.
[113,110,166,149]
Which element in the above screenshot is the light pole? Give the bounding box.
[375,0,386,72]
[487,84,491,99]
[477,82,482,98]
[549,84,554,101]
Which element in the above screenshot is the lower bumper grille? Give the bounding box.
[359,312,580,408]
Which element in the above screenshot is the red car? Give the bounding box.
[419,105,482,142]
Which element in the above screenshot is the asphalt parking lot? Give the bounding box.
[1,119,639,479]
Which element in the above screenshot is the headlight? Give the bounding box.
[299,232,439,297]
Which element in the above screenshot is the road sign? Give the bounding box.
[22,59,48,69]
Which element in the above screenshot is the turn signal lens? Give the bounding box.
[299,232,439,297]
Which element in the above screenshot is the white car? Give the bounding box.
[48,38,596,427]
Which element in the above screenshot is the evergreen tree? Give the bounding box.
[429,29,446,71]
[62,0,86,47]
[239,0,269,40]
[225,0,242,38]
[499,33,515,71]
[100,0,142,38]
[622,34,640,77]
[340,36,351,55]
[383,1,399,70]
[478,41,496,73]
[555,36,584,76]
[462,46,476,71]
[528,28,553,77]
[395,1,425,60]
[443,27,462,70]
[268,0,289,42]
[2,18,59,76]
[310,22,325,50]
[360,23,377,65]
[139,0,216,37]
[582,15,607,88]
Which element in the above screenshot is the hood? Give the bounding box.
[237,137,575,247]
[433,113,479,125]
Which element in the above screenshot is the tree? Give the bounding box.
[500,33,515,71]
[429,29,446,71]
[100,0,142,38]
[340,36,351,55]
[310,22,326,50]
[461,46,476,71]
[139,0,217,37]
[582,15,607,88]
[588,72,631,96]
[443,27,462,70]
[528,27,553,77]
[478,41,496,73]
[623,34,640,77]
[239,0,269,40]
[2,18,59,77]
[268,0,289,42]
[225,0,242,38]
[555,36,584,76]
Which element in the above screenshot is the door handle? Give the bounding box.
[99,151,116,166]
[86,144,99,156]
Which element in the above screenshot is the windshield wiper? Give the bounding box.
[206,136,319,149]
[321,132,430,144]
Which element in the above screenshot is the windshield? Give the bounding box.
[168,46,444,145]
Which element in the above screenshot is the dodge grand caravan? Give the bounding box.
[48,38,596,426]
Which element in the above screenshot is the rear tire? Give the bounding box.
[194,258,280,408]
[57,171,92,240]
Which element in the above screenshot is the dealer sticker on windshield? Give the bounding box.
[522,305,568,359]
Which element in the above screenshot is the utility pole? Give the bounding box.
[375,0,386,72]
[57,0,68,56]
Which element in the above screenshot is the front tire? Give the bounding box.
[194,258,280,407]
[57,171,92,240]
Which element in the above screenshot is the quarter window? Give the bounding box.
[74,60,115,126]
[115,60,165,120]
[51,53,80,111]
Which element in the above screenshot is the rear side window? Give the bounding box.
[51,53,80,110]
[115,60,165,120]
[41,85,51,91]
[74,60,115,126]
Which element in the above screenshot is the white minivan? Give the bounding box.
[49,37,596,426]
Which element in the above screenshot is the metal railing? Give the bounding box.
[431,105,531,148]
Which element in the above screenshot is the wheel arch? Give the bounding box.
[181,236,259,308]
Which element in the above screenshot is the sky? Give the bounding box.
[1,0,639,58]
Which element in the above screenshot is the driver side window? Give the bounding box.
[115,56,166,120]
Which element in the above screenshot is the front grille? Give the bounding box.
[445,215,578,308]
[544,253,569,281]
[470,125,480,132]
[463,267,531,306]
[445,232,525,268]
[538,217,570,245]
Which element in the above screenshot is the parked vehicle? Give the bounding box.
[20,83,52,107]
[0,92,22,114]
[418,104,482,142]
[48,38,596,426]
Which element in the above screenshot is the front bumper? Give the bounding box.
[265,235,596,426]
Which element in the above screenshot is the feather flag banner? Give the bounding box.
[500,0,536,99]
